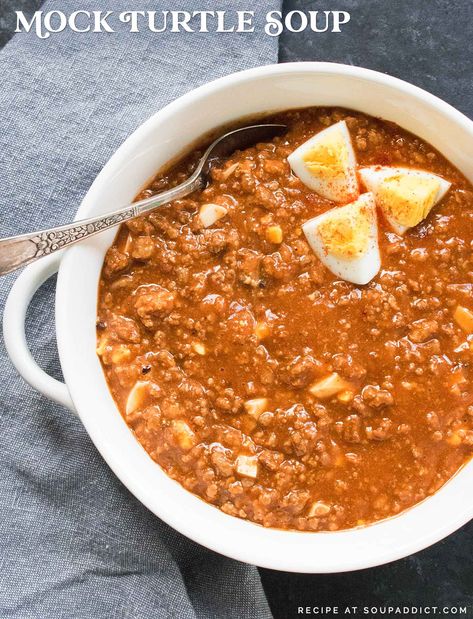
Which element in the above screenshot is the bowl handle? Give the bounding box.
[3,253,76,413]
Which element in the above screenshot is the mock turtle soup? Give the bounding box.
[97,108,473,531]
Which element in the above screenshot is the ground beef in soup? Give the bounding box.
[97,107,473,532]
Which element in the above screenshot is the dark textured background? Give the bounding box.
[1,1,472,617]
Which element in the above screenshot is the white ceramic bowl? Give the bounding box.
[4,63,473,573]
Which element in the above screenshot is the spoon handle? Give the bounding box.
[0,174,203,277]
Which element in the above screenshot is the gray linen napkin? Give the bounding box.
[0,2,281,617]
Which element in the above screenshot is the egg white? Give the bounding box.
[302,192,380,286]
[359,166,451,235]
[288,120,359,203]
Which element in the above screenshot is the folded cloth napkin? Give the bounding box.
[0,2,281,617]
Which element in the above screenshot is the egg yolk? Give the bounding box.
[377,174,440,227]
[302,131,348,180]
[318,202,371,259]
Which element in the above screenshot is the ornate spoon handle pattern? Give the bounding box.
[31,209,138,258]
[0,123,286,276]
[0,175,201,276]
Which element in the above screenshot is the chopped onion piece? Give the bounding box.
[125,380,150,416]
[192,342,206,356]
[255,322,270,340]
[454,305,473,334]
[309,373,353,399]
[221,162,239,180]
[111,345,131,364]
[171,420,196,450]
[199,203,228,228]
[123,234,133,254]
[308,501,331,517]
[235,454,258,478]
[244,398,268,419]
[96,336,108,356]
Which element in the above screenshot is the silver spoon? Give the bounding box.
[0,123,287,276]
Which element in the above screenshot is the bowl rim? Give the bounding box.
[55,62,473,573]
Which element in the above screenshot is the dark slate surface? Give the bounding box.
[0,0,42,47]
[1,1,472,618]
[265,1,473,617]
[279,0,472,119]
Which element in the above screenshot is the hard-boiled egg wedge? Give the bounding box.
[288,120,359,203]
[359,166,451,235]
[302,193,380,285]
